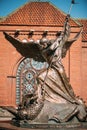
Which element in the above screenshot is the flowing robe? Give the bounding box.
[36,16,87,122]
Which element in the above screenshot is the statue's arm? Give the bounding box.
[62,14,71,41]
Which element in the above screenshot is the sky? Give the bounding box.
[0,0,87,18]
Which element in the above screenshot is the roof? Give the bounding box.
[77,19,87,42]
[0,1,79,27]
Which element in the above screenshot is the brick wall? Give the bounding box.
[81,43,87,102]
[0,25,87,106]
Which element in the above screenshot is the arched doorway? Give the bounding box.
[16,57,48,105]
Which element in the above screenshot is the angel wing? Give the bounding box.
[62,28,82,58]
[3,32,45,62]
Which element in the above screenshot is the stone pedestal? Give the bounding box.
[0,121,87,130]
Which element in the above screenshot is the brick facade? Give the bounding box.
[0,1,87,106]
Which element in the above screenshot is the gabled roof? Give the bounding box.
[77,19,87,42]
[0,1,79,27]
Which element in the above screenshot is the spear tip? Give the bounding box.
[71,0,75,4]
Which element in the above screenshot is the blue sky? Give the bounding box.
[0,0,87,18]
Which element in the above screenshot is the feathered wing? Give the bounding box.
[3,32,44,61]
[62,28,82,58]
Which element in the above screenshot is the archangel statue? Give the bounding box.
[2,14,87,124]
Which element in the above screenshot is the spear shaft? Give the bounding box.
[41,0,75,97]
[68,0,75,14]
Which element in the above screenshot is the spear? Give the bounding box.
[68,0,77,14]
[41,0,76,98]
[68,0,79,79]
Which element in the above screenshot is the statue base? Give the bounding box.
[15,123,82,129]
[0,121,87,130]
[11,119,87,129]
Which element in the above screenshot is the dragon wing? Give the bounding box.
[62,28,82,58]
[3,32,45,61]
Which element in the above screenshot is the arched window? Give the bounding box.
[16,58,48,104]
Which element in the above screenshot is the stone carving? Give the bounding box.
[2,14,87,124]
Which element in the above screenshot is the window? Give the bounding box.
[16,58,48,104]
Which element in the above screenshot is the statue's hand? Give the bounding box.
[66,14,70,21]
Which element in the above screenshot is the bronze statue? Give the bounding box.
[1,14,87,124]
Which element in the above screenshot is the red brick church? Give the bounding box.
[0,1,87,107]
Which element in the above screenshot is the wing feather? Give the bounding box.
[62,28,82,58]
[3,32,44,61]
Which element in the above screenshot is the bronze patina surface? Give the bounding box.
[1,13,87,128]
